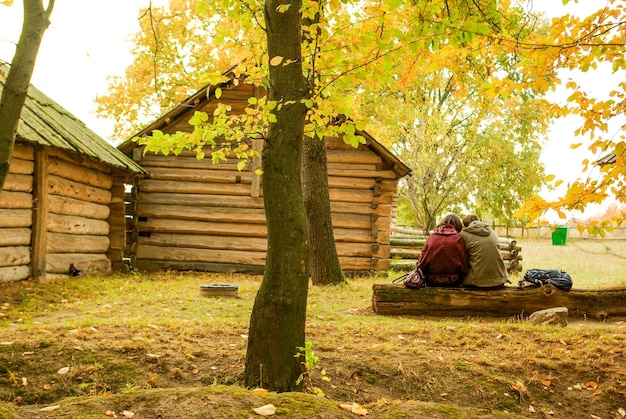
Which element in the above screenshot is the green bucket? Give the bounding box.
[551,226,569,246]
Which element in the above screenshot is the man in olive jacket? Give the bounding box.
[459,215,509,288]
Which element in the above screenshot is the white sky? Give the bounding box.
[0,0,621,213]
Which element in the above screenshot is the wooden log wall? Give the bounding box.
[128,89,399,273]
[0,144,33,282]
[43,148,113,278]
[389,227,523,274]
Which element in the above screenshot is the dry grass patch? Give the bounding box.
[0,257,625,417]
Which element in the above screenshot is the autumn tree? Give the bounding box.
[0,0,54,190]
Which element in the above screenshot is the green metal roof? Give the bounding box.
[0,65,145,174]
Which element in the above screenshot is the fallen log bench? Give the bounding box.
[372,283,626,320]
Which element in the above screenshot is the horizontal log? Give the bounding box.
[8,157,34,175]
[137,245,267,266]
[138,204,266,224]
[339,256,390,271]
[331,213,388,230]
[135,259,265,274]
[49,195,111,220]
[12,143,34,160]
[138,233,267,252]
[329,188,394,204]
[501,251,521,260]
[0,228,31,246]
[334,228,390,244]
[137,218,267,237]
[146,166,252,184]
[0,246,31,267]
[139,155,243,171]
[327,162,377,172]
[140,179,253,196]
[137,192,265,208]
[47,147,112,174]
[0,191,32,209]
[372,283,626,319]
[48,213,110,236]
[328,176,378,190]
[328,169,398,180]
[47,233,111,254]
[3,173,33,193]
[331,201,392,217]
[0,265,30,282]
[48,175,112,205]
[0,209,32,228]
[336,242,390,258]
[48,156,113,190]
[326,149,382,165]
[390,237,427,247]
[46,253,111,275]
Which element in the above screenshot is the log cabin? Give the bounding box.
[0,65,145,282]
[118,68,411,275]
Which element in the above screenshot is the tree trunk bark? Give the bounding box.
[243,0,310,392]
[302,136,346,286]
[0,0,55,190]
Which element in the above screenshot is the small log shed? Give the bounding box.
[0,65,145,282]
[118,69,411,275]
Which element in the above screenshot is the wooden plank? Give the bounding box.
[327,162,376,172]
[31,149,49,280]
[371,284,626,319]
[108,179,127,270]
[8,157,34,175]
[48,195,111,220]
[139,179,252,196]
[137,192,265,208]
[0,265,30,282]
[0,209,32,228]
[46,253,111,275]
[137,245,266,266]
[3,173,33,192]
[0,228,31,246]
[0,246,31,267]
[137,218,267,237]
[332,213,389,230]
[48,174,112,205]
[137,204,266,224]
[146,166,252,184]
[48,213,110,236]
[48,155,113,190]
[330,202,391,217]
[138,233,268,252]
[47,233,110,254]
[0,191,32,209]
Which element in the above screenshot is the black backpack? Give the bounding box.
[519,269,573,291]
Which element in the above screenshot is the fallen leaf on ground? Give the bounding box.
[122,410,135,418]
[252,388,269,395]
[104,411,116,417]
[39,405,60,412]
[57,367,70,375]
[253,404,276,416]
[541,379,551,387]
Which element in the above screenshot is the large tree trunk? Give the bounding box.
[302,136,346,286]
[0,0,55,190]
[243,0,310,392]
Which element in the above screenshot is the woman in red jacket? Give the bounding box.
[416,214,469,287]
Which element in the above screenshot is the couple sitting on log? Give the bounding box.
[415,213,509,289]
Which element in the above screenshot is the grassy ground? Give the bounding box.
[0,239,625,418]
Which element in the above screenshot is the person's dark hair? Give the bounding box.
[439,213,463,233]
[463,214,480,228]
